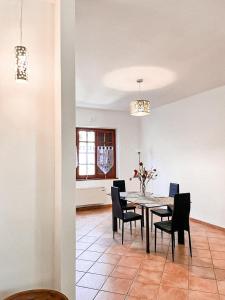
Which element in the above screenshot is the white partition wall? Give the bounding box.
[0,0,76,298]
[54,0,76,298]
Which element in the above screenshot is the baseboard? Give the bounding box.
[190,217,225,232]
[76,204,112,211]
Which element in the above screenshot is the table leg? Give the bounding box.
[145,207,150,253]
[178,230,185,244]
[141,206,144,227]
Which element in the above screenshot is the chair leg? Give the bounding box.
[134,208,136,227]
[172,233,175,261]
[122,222,124,245]
[151,211,153,232]
[188,230,192,257]
[119,218,120,229]
[155,227,157,252]
[130,221,132,235]
[141,220,143,240]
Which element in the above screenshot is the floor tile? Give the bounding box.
[79,236,98,243]
[140,259,165,272]
[76,249,84,258]
[95,291,125,300]
[111,266,137,280]
[118,256,142,269]
[98,253,121,264]
[210,244,225,252]
[102,277,132,294]
[213,259,225,270]
[76,271,85,283]
[164,262,188,275]
[161,270,188,289]
[106,245,130,256]
[76,259,94,272]
[76,286,98,300]
[217,280,225,295]
[190,257,213,268]
[215,269,225,281]
[158,285,188,300]
[211,251,225,260]
[89,262,115,275]
[76,207,225,299]
[76,242,92,250]
[188,290,220,300]
[192,241,209,250]
[77,272,107,289]
[192,249,211,258]
[136,269,162,285]
[88,243,109,252]
[78,250,103,262]
[129,281,159,299]
[189,266,215,279]
[189,276,218,293]
[167,253,189,265]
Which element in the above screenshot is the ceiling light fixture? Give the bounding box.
[130,79,150,116]
[15,0,28,81]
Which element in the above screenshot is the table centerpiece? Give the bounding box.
[130,156,158,196]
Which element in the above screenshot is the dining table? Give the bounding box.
[112,192,185,253]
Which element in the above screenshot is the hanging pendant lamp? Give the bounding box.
[130,79,150,116]
[15,0,28,81]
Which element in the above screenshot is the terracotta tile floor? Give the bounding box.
[76,207,225,299]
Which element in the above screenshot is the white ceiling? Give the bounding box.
[76,0,225,111]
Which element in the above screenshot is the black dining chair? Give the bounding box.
[113,180,137,212]
[113,180,137,227]
[154,193,192,261]
[151,183,179,231]
[111,186,143,244]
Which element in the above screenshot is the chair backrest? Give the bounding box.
[172,193,191,232]
[169,182,179,197]
[111,186,123,219]
[4,289,68,300]
[113,180,126,192]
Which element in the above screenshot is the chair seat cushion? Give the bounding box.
[154,220,172,233]
[151,208,172,217]
[123,203,136,210]
[123,212,142,222]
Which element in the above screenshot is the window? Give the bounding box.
[76,128,116,180]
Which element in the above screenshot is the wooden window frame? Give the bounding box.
[76,127,116,180]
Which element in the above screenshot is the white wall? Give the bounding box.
[141,86,225,228]
[0,1,76,298]
[76,107,141,203]
[54,0,75,298]
[0,0,55,297]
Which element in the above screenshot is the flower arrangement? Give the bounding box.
[130,161,158,196]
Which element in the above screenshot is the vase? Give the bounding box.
[140,181,146,196]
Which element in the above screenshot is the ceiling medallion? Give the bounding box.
[130,79,151,116]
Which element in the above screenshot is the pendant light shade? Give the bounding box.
[130,79,151,116]
[130,99,151,116]
[15,45,28,81]
[15,0,28,82]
